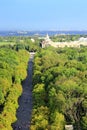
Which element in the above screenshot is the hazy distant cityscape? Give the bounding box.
[0,30,87,36]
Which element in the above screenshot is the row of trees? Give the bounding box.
[31,46,87,130]
[0,36,41,129]
[51,35,81,42]
[0,47,29,130]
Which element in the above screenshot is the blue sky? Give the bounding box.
[0,0,87,30]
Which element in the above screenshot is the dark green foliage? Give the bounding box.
[31,46,87,130]
[0,47,29,130]
[0,36,41,129]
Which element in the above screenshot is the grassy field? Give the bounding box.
[0,41,16,46]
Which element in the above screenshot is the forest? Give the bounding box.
[0,35,87,130]
[31,46,87,130]
[0,36,40,130]
[0,47,30,130]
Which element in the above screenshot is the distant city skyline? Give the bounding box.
[0,0,87,31]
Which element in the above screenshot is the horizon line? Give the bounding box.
[0,30,87,32]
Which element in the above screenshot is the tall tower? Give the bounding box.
[40,34,51,48]
[45,34,50,42]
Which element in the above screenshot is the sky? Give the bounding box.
[0,0,87,31]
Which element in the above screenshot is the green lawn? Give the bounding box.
[0,41,16,46]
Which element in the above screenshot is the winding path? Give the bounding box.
[12,52,35,130]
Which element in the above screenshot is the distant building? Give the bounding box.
[31,38,35,42]
[40,34,51,48]
[79,37,87,42]
[65,125,73,130]
[40,35,87,48]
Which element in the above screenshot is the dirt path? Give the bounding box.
[12,53,35,130]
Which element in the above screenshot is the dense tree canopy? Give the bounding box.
[31,46,87,130]
[0,36,40,129]
[0,35,87,130]
[0,47,29,130]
